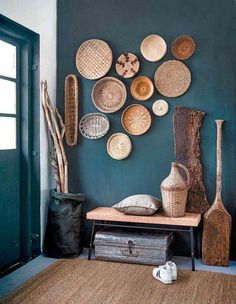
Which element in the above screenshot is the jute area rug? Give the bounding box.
[1,259,236,304]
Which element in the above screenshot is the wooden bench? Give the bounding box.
[87,207,201,271]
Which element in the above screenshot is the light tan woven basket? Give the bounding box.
[121,104,151,136]
[76,39,113,80]
[107,133,132,160]
[160,162,190,217]
[92,77,127,113]
[154,60,191,98]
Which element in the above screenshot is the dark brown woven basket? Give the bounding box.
[65,74,78,146]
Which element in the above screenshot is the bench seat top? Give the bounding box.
[87,207,201,227]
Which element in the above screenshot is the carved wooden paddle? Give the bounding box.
[202,120,231,266]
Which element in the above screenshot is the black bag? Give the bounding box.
[43,191,85,258]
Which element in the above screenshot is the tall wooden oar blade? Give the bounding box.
[202,209,231,266]
[202,120,231,266]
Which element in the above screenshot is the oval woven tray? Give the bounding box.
[140,34,167,62]
[130,76,154,101]
[154,60,191,97]
[121,104,151,136]
[65,74,78,146]
[171,35,195,60]
[76,39,113,80]
[92,77,127,113]
[107,133,132,160]
[79,113,110,139]
[115,53,140,78]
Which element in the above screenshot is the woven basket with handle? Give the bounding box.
[161,162,190,217]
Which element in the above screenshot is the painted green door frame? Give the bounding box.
[0,14,40,268]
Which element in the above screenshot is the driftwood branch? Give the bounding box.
[50,149,61,192]
[55,108,65,139]
[41,81,68,193]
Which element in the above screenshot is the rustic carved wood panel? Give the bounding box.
[173,107,210,213]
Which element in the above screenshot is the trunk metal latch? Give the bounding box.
[122,239,138,257]
[128,240,134,254]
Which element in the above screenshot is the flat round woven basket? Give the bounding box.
[171,35,195,60]
[116,53,140,78]
[121,104,151,136]
[79,113,110,139]
[107,133,132,160]
[154,60,191,97]
[152,99,169,116]
[92,77,127,113]
[76,39,113,80]
[140,34,167,62]
[130,76,154,101]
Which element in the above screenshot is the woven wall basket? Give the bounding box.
[171,35,195,60]
[107,133,132,160]
[76,39,113,80]
[115,53,140,78]
[154,60,191,98]
[140,34,167,62]
[152,99,169,116]
[79,113,110,139]
[121,104,151,136]
[65,74,78,146]
[92,77,127,113]
[130,76,154,101]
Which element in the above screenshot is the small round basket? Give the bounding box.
[140,34,167,62]
[130,76,154,101]
[121,104,151,136]
[92,77,127,113]
[107,133,132,160]
[171,35,195,60]
[115,53,140,78]
[152,99,169,116]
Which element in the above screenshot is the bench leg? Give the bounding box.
[194,228,199,259]
[88,221,95,260]
[190,227,195,271]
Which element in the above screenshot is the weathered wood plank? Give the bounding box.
[87,207,201,227]
[173,106,210,214]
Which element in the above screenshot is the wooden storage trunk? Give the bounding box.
[94,229,173,266]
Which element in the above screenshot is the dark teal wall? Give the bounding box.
[57,0,236,257]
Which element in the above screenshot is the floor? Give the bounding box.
[0,249,236,300]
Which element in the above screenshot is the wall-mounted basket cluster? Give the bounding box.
[64,34,196,160]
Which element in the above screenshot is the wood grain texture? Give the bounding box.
[203,208,231,266]
[173,106,210,213]
[87,207,201,227]
[202,120,232,266]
